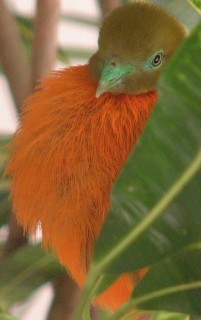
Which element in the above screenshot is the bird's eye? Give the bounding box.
[152,52,163,67]
[144,50,164,70]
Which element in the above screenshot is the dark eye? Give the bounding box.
[144,50,164,70]
[152,52,163,67]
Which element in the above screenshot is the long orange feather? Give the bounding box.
[6,65,157,311]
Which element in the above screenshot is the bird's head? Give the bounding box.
[88,1,186,98]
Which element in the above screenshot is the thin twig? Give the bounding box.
[0,0,32,113]
[46,273,81,320]
[31,0,60,86]
[3,214,27,255]
[0,0,31,256]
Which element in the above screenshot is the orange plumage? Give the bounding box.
[7,65,157,310]
[6,1,185,313]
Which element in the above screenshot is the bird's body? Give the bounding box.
[6,1,185,313]
[8,65,157,310]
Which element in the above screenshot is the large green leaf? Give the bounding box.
[187,0,201,13]
[93,20,201,274]
[132,245,201,314]
[0,244,63,310]
[73,20,201,320]
[106,246,201,320]
[71,21,201,320]
[86,20,201,319]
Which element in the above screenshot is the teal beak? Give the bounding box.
[96,60,134,98]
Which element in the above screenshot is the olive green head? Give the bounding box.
[88,1,186,97]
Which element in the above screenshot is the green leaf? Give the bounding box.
[0,244,63,310]
[93,21,201,274]
[107,246,201,319]
[15,15,33,61]
[132,245,201,314]
[0,191,10,227]
[152,311,190,320]
[0,311,18,320]
[187,0,201,13]
[72,21,201,320]
[0,137,10,170]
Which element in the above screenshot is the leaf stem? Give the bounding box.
[72,273,104,320]
[82,303,91,320]
[187,0,201,14]
[95,150,201,273]
[107,281,201,320]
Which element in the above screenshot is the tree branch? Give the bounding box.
[31,0,60,86]
[47,272,100,320]
[0,0,32,113]
[0,0,31,257]
[47,273,81,320]
[3,213,27,255]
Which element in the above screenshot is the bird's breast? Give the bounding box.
[7,65,157,284]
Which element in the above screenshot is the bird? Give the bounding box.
[6,1,185,313]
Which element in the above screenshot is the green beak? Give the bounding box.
[96,61,134,98]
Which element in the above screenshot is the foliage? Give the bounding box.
[0,244,63,310]
[0,311,18,320]
[187,0,201,13]
[71,17,201,320]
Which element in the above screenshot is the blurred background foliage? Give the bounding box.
[0,1,200,320]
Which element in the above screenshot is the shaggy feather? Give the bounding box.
[6,65,157,310]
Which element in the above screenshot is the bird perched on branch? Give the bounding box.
[6,1,185,312]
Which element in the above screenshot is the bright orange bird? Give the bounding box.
[6,1,185,312]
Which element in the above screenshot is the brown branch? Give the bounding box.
[97,0,122,16]
[47,273,81,320]
[3,0,60,257]
[3,213,27,255]
[0,0,32,113]
[31,0,60,86]
[47,272,100,320]
[91,305,101,320]
[0,0,32,256]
